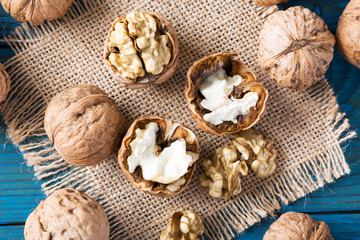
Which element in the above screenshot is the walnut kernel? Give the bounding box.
[253,0,288,6]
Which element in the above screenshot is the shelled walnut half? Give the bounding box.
[0,63,10,108]
[118,116,201,197]
[185,52,268,135]
[104,11,179,89]
[160,210,204,240]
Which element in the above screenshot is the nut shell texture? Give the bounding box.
[263,212,333,240]
[24,188,109,240]
[0,0,74,25]
[336,0,360,69]
[253,0,288,6]
[0,63,10,108]
[258,6,335,90]
[44,84,125,166]
[185,52,268,135]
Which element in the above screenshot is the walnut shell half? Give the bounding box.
[44,84,125,166]
[24,188,109,240]
[0,63,10,108]
[118,116,201,198]
[263,212,333,240]
[104,11,179,89]
[185,52,268,135]
[258,6,335,90]
[253,0,288,6]
[0,0,74,25]
[336,0,360,69]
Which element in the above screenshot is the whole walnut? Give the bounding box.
[0,63,10,108]
[263,212,333,240]
[0,0,74,25]
[336,0,360,69]
[44,84,125,166]
[24,188,109,240]
[258,6,335,90]
[253,0,288,6]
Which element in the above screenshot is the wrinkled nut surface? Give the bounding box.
[185,52,268,135]
[0,63,10,108]
[44,84,125,166]
[0,0,74,25]
[263,212,333,240]
[258,6,335,90]
[160,210,204,240]
[118,115,201,197]
[232,129,277,178]
[253,0,288,6]
[24,188,110,240]
[336,0,360,69]
[200,145,248,200]
[104,11,179,89]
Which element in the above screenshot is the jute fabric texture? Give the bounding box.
[1,0,355,239]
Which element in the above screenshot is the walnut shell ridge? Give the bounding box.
[24,188,110,240]
[253,0,288,6]
[336,0,360,69]
[0,0,74,25]
[258,6,335,90]
[104,11,179,89]
[44,84,125,166]
[263,212,333,240]
[185,52,268,135]
[0,63,10,108]
[118,115,201,198]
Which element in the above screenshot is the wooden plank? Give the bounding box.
[0,225,24,240]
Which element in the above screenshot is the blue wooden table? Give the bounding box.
[0,1,359,239]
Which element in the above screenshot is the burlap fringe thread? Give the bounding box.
[1,0,356,239]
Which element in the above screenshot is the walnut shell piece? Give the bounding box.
[263,212,334,240]
[104,11,179,89]
[253,0,288,6]
[185,52,268,135]
[0,0,74,25]
[44,84,125,166]
[0,63,10,108]
[160,210,205,240]
[258,6,335,90]
[336,0,360,69]
[24,188,110,240]
[118,115,201,198]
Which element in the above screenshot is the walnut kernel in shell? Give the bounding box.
[44,84,125,167]
[258,6,335,90]
[24,188,109,240]
[0,63,10,108]
[104,11,179,89]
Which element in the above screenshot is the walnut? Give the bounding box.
[253,0,288,6]
[232,129,276,178]
[263,212,334,240]
[0,63,10,108]
[160,210,204,240]
[0,0,74,25]
[336,0,360,69]
[44,84,125,166]
[118,115,201,197]
[185,52,268,135]
[200,145,248,200]
[104,11,179,89]
[258,6,335,90]
[24,188,109,240]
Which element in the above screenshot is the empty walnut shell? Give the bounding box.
[336,0,360,69]
[185,52,268,135]
[44,84,125,166]
[253,0,288,6]
[118,115,201,198]
[0,63,10,109]
[0,0,74,25]
[104,11,179,89]
[24,188,109,240]
[263,212,333,240]
[258,6,335,90]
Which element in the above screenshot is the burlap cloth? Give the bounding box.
[1,0,356,239]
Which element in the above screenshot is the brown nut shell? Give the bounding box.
[185,52,268,135]
[253,0,288,6]
[336,0,360,69]
[44,84,125,166]
[104,11,179,89]
[0,63,10,108]
[118,115,201,198]
[263,212,333,240]
[24,188,110,240]
[0,0,74,25]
